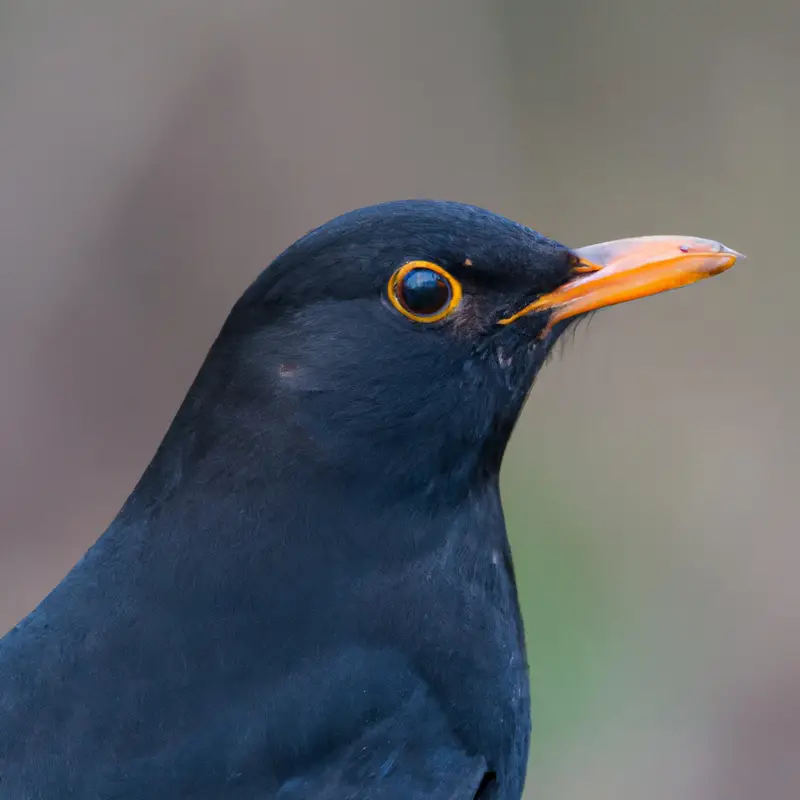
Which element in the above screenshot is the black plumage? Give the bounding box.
[0,200,736,799]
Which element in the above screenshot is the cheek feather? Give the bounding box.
[496,348,513,371]
[450,295,496,339]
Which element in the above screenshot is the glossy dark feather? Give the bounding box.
[0,201,578,799]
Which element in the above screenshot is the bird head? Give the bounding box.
[181,200,737,510]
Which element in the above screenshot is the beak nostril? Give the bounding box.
[571,257,603,275]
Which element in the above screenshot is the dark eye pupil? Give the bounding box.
[399,268,451,316]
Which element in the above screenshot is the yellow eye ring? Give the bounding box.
[387,261,462,323]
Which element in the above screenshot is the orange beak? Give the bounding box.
[498,235,742,331]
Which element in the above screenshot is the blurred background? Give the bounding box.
[0,1,797,797]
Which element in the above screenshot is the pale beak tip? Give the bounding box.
[723,245,746,260]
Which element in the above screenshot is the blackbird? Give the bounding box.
[0,201,738,799]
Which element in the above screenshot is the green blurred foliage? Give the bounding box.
[502,455,616,760]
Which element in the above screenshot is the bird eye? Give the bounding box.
[388,261,462,323]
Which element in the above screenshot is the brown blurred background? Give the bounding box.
[1,1,798,797]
